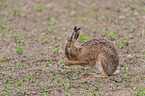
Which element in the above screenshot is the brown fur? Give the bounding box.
[65,27,119,78]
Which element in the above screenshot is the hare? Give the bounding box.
[65,26,119,78]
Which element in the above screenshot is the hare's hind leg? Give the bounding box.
[84,52,109,78]
[81,61,108,78]
[80,73,108,78]
[86,61,108,78]
[86,71,108,78]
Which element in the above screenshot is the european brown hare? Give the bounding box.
[65,26,119,78]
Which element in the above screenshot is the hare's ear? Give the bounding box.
[74,28,80,41]
[68,28,75,42]
[74,26,77,30]
[68,26,80,42]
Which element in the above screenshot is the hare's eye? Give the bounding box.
[71,49,75,54]
[78,47,82,51]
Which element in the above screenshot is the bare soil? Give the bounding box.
[0,0,145,95]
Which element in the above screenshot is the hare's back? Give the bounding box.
[81,38,113,49]
[81,38,118,59]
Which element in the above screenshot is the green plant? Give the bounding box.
[120,38,130,46]
[14,79,22,86]
[26,75,35,81]
[131,52,136,63]
[46,61,51,67]
[85,92,89,96]
[66,91,71,95]
[41,92,49,95]
[63,11,70,16]
[128,3,136,10]
[0,22,6,29]
[4,54,11,60]
[88,69,96,73]
[108,33,118,40]
[83,9,100,15]
[11,35,25,44]
[3,78,9,84]
[42,56,50,62]
[67,5,77,10]
[36,3,46,11]
[85,85,90,90]
[1,92,10,95]
[92,92,97,96]
[113,6,120,12]
[79,34,89,43]
[94,83,99,91]
[0,22,12,33]
[15,44,24,55]
[46,18,56,32]
[101,29,109,36]
[129,34,134,39]
[116,38,130,49]
[52,36,60,43]
[0,11,3,16]
[78,17,88,22]
[8,9,18,19]
[0,1,7,8]
[133,10,139,16]
[111,77,122,83]
[53,44,60,54]
[124,64,131,73]
[8,8,27,20]
[17,87,30,95]
[14,0,19,3]
[129,26,135,33]
[142,7,145,12]
[134,74,139,82]
[11,35,20,40]
[57,60,64,67]
[124,83,131,87]
[0,62,6,68]
[39,36,48,41]
[98,16,106,21]
[107,15,115,20]
[5,26,12,32]
[133,86,145,95]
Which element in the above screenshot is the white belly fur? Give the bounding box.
[95,61,103,74]
[83,61,103,74]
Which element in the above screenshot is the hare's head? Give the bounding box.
[65,26,80,60]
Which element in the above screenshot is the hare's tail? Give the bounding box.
[112,69,120,75]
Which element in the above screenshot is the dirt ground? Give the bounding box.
[0,0,145,95]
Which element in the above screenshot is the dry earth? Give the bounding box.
[0,0,145,95]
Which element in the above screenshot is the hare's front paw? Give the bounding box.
[65,61,71,66]
[80,73,93,78]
